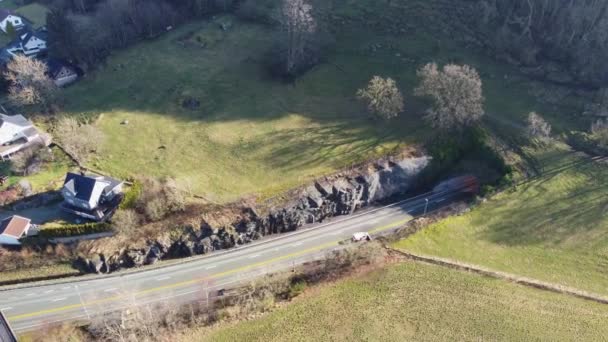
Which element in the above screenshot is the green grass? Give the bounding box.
[395,142,608,295]
[0,0,19,10]
[61,9,551,202]
[192,262,608,341]
[15,3,49,28]
[0,262,79,284]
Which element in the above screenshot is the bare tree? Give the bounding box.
[279,0,319,77]
[4,55,59,110]
[526,112,552,140]
[53,117,105,163]
[357,76,404,119]
[591,119,608,148]
[415,63,484,131]
[10,144,54,176]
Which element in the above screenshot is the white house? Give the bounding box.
[0,114,46,160]
[0,215,32,246]
[0,10,24,33]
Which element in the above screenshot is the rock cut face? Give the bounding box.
[78,154,431,273]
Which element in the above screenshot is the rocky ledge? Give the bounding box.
[77,154,431,274]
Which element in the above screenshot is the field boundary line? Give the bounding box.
[388,247,608,305]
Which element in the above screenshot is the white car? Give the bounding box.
[352,232,372,242]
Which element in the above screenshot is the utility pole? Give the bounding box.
[424,198,429,216]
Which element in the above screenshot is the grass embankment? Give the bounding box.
[190,261,608,341]
[61,2,548,202]
[395,143,608,295]
[0,262,79,285]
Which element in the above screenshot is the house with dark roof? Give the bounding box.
[0,113,48,160]
[45,58,79,87]
[5,27,47,58]
[61,173,124,221]
[0,215,33,246]
[0,10,25,33]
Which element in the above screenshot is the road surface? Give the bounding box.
[0,189,464,334]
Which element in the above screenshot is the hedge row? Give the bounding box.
[39,223,113,238]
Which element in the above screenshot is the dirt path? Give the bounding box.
[388,247,608,305]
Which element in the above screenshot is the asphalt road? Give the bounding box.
[0,189,465,334]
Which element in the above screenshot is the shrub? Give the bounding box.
[10,144,54,176]
[136,177,186,222]
[527,112,552,140]
[357,76,404,119]
[111,209,140,235]
[53,116,105,163]
[119,181,142,209]
[39,223,112,238]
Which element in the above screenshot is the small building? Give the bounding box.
[0,113,47,160]
[0,215,33,246]
[5,28,47,58]
[45,58,79,87]
[0,10,25,33]
[60,173,124,221]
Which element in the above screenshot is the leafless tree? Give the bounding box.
[10,144,54,176]
[474,0,608,86]
[4,55,59,110]
[357,76,404,119]
[415,63,485,130]
[527,112,551,140]
[53,117,105,163]
[279,0,319,76]
[591,119,608,148]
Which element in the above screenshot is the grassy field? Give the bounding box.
[190,261,608,341]
[395,142,608,295]
[15,3,49,28]
[60,8,549,202]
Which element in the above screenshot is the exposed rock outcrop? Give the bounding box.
[76,154,430,273]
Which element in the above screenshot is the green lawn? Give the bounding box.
[15,3,48,29]
[395,142,608,295]
[192,262,608,341]
[61,9,549,202]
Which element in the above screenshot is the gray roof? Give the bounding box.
[63,173,123,202]
[0,114,31,128]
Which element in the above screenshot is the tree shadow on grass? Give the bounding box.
[476,158,608,247]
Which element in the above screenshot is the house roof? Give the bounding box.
[0,10,17,22]
[45,58,76,78]
[19,28,47,45]
[0,215,31,238]
[63,173,123,201]
[0,114,32,129]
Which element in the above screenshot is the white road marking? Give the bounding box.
[330,230,344,236]
[205,265,217,270]
[62,286,71,290]
[248,254,261,259]
[51,297,67,302]
[104,288,118,293]
[436,197,447,203]
[44,290,55,294]
[291,242,303,247]
[155,276,171,281]
[25,293,35,297]
[1,307,12,311]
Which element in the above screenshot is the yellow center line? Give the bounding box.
[8,217,411,321]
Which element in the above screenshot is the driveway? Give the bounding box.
[0,202,73,225]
